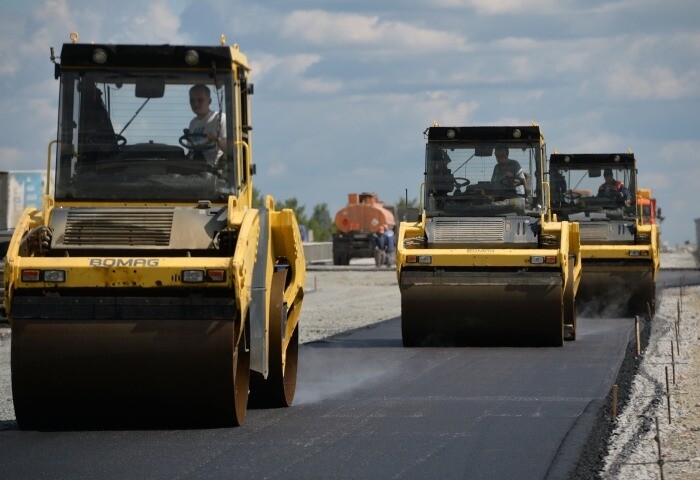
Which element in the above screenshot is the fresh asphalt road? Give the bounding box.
[0,314,633,480]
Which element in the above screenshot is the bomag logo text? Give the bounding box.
[89,258,159,267]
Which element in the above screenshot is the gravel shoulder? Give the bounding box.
[300,269,399,344]
[599,280,700,478]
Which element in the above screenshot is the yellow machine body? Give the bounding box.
[549,153,658,316]
[4,41,305,428]
[397,125,581,347]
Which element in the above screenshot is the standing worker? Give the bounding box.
[384,225,396,267]
[372,225,388,267]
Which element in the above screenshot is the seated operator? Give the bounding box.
[186,84,227,169]
[597,168,628,202]
[490,145,530,197]
[427,151,458,197]
[550,167,567,206]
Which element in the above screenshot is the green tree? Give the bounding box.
[251,187,264,209]
[307,203,334,241]
[396,196,418,208]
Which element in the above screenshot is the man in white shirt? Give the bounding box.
[187,84,226,167]
[490,145,530,197]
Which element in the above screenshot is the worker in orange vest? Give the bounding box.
[598,168,628,201]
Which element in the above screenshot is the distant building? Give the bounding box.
[0,170,47,230]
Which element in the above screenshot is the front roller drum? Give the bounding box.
[400,271,564,347]
[577,265,655,317]
[11,314,250,429]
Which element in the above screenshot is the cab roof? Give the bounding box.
[549,153,636,167]
[58,43,249,72]
[427,125,542,144]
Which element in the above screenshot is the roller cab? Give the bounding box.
[397,125,581,347]
[549,153,659,316]
[3,40,305,428]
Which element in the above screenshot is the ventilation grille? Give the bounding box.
[433,217,504,243]
[63,209,173,246]
[579,223,610,242]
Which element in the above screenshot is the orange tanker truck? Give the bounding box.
[332,193,396,265]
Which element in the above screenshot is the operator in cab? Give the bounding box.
[186,84,227,168]
[597,168,628,201]
[491,146,530,197]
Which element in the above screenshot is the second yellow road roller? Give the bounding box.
[397,125,580,347]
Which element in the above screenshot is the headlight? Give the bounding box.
[184,49,199,65]
[182,270,205,283]
[43,270,66,282]
[92,48,108,64]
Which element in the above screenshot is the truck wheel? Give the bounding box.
[249,269,298,408]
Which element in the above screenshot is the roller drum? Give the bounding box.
[11,294,242,428]
[577,264,655,316]
[400,270,564,347]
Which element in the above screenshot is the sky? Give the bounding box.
[0,0,699,246]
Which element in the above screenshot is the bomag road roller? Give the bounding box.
[549,153,659,316]
[3,37,305,428]
[397,125,581,347]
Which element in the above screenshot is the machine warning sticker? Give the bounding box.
[89,258,160,267]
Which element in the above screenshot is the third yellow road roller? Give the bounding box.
[549,152,659,316]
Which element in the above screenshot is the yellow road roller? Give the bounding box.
[397,125,581,347]
[3,38,305,428]
[549,153,659,316]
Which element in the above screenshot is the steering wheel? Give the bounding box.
[179,130,215,151]
[499,176,522,187]
[86,133,127,147]
[453,177,471,188]
[562,190,581,203]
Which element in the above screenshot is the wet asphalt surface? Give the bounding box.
[0,314,633,480]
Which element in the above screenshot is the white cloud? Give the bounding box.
[267,162,288,176]
[432,0,563,15]
[491,37,541,51]
[499,90,544,104]
[251,53,343,94]
[640,172,672,190]
[0,147,29,170]
[112,1,190,44]
[652,140,700,168]
[604,64,700,100]
[281,10,471,53]
[378,91,480,127]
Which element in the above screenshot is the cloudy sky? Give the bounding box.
[1,0,698,246]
